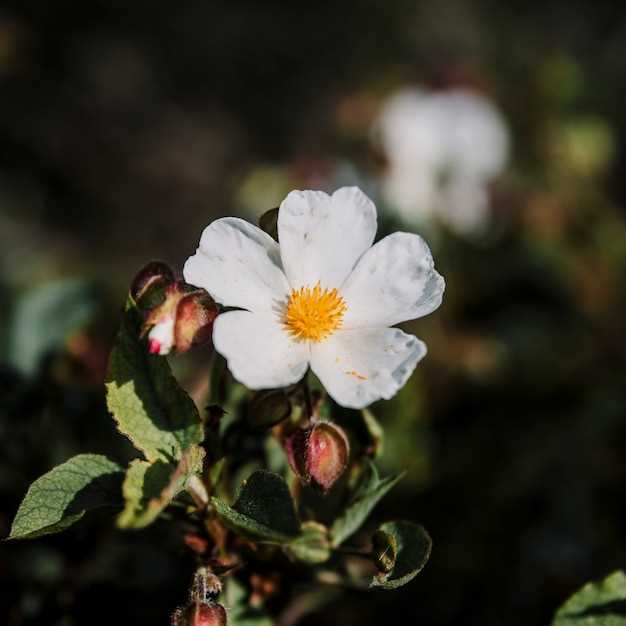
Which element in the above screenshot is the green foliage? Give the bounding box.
[118,445,205,529]
[212,470,299,542]
[222,578,274,626]
[105,310,203,463]
[553,571,626,626]
[9,454,123,540]
[330,461,403,547]
[370,521,432,589]
[7,279,98,375]
[287,521,331,564]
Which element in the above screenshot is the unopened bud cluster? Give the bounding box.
[131,261,218,356]
[284,421,349,492]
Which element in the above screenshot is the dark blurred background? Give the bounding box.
[2,1,626,624]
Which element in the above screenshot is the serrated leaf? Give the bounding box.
[7,279,98,375]
[118,445,205,529]
[9,454,123,540]
[287,521,331,564]
[371,521,432,589]
[553,570,626,626]
[212,470,299,542]
[330,461,403,547]
[105,311,203,463]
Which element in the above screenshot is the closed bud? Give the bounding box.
[142,283,218,356]
[171,602,227,626]
[131,261,175,309]
[174,292,218,352]
[284,422,349,492]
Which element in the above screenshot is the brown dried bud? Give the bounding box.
[284,422,349,492]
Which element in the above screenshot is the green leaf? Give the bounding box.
[7,279,98,375]
[9,454,123,540]
[105,311,203,463]
[553,570,626,626]
[330,461,403,547]
[287,521,331,564]
[212,470,299,542]
[118,445,205,529]
[222,578,275,626]
[361,408,384,458]
[371,521,432,589]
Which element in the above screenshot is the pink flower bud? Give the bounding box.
[284,422,349,492]
[171,602,227,626]
[141,282,218,356]
[174,292,218,352]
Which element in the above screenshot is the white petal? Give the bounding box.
[148,317,175,355]
[341,232,444,328]
[278,187,377,289]
[310,328,426,409]
[213,310,309,390]
[184,217,289,313]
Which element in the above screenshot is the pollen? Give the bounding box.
[284,282,347,342]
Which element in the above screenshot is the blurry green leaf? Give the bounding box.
[258,207,279,241]
[118,445,205,529]
[371,521,432,589]
[212,470,298,542]
[105,311,203,463]
[9,454,122,540]
[287,521,331,564]
[7,279,98,375]
[330,461,403,547]
[553,570,626,626]
[222,578,274,626]
[361,408,384,458]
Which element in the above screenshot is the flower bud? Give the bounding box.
[174,291,218,352]
[284,422,349,492]
[171,602,227,626]
[142,283,218,356]
[131,261,175,309]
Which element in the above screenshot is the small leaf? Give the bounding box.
[258,207,279,241]
[222,578,275,626]
[212,470,299,542]
[287,521,331,564]
[552,570,626,626]
[7,279,98,375]
[9,454,123,540]
[330,461,403,547]
[370,521,432,589]
[106,310,203,463]
[361,409,384,458]
[118,445,205,529]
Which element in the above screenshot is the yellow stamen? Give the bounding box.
[284,282,347,342]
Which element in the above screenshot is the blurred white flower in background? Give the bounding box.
[375,87,510,235]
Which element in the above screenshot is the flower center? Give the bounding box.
[284,282,347,342]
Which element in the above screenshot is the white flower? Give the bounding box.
[376,87,510,234]
[183,187,444,409]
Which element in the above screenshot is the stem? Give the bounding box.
[186,475,210,510]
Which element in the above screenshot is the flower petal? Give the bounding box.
[183,217,289,313]
[278,187,377,289]
[213,310,309,389]
[341,232,444,328]
[310,328,426,409]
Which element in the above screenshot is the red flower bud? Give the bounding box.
[131,261,175,308]
[284,422,349,492]
[174,291,218,352]
[172,602,227,626]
